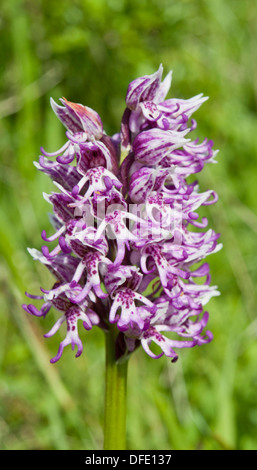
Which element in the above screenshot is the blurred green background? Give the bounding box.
[1,0,257,450]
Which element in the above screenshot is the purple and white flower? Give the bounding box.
[23,65,221,363]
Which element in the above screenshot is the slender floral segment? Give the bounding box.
[23,65,222,363]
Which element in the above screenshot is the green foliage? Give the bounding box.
[0,0,257,450]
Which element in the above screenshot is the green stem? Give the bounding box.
[103,325,128,450]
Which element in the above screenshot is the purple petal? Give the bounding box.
[50,97,103,140]
[126,65,163,110]
[133,128,189,165]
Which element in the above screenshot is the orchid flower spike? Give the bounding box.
[23,65,221,363]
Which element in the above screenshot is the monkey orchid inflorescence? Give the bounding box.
[23,64,221,364]
[23,65,221,449]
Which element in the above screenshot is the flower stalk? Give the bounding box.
[104,325,128,450]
